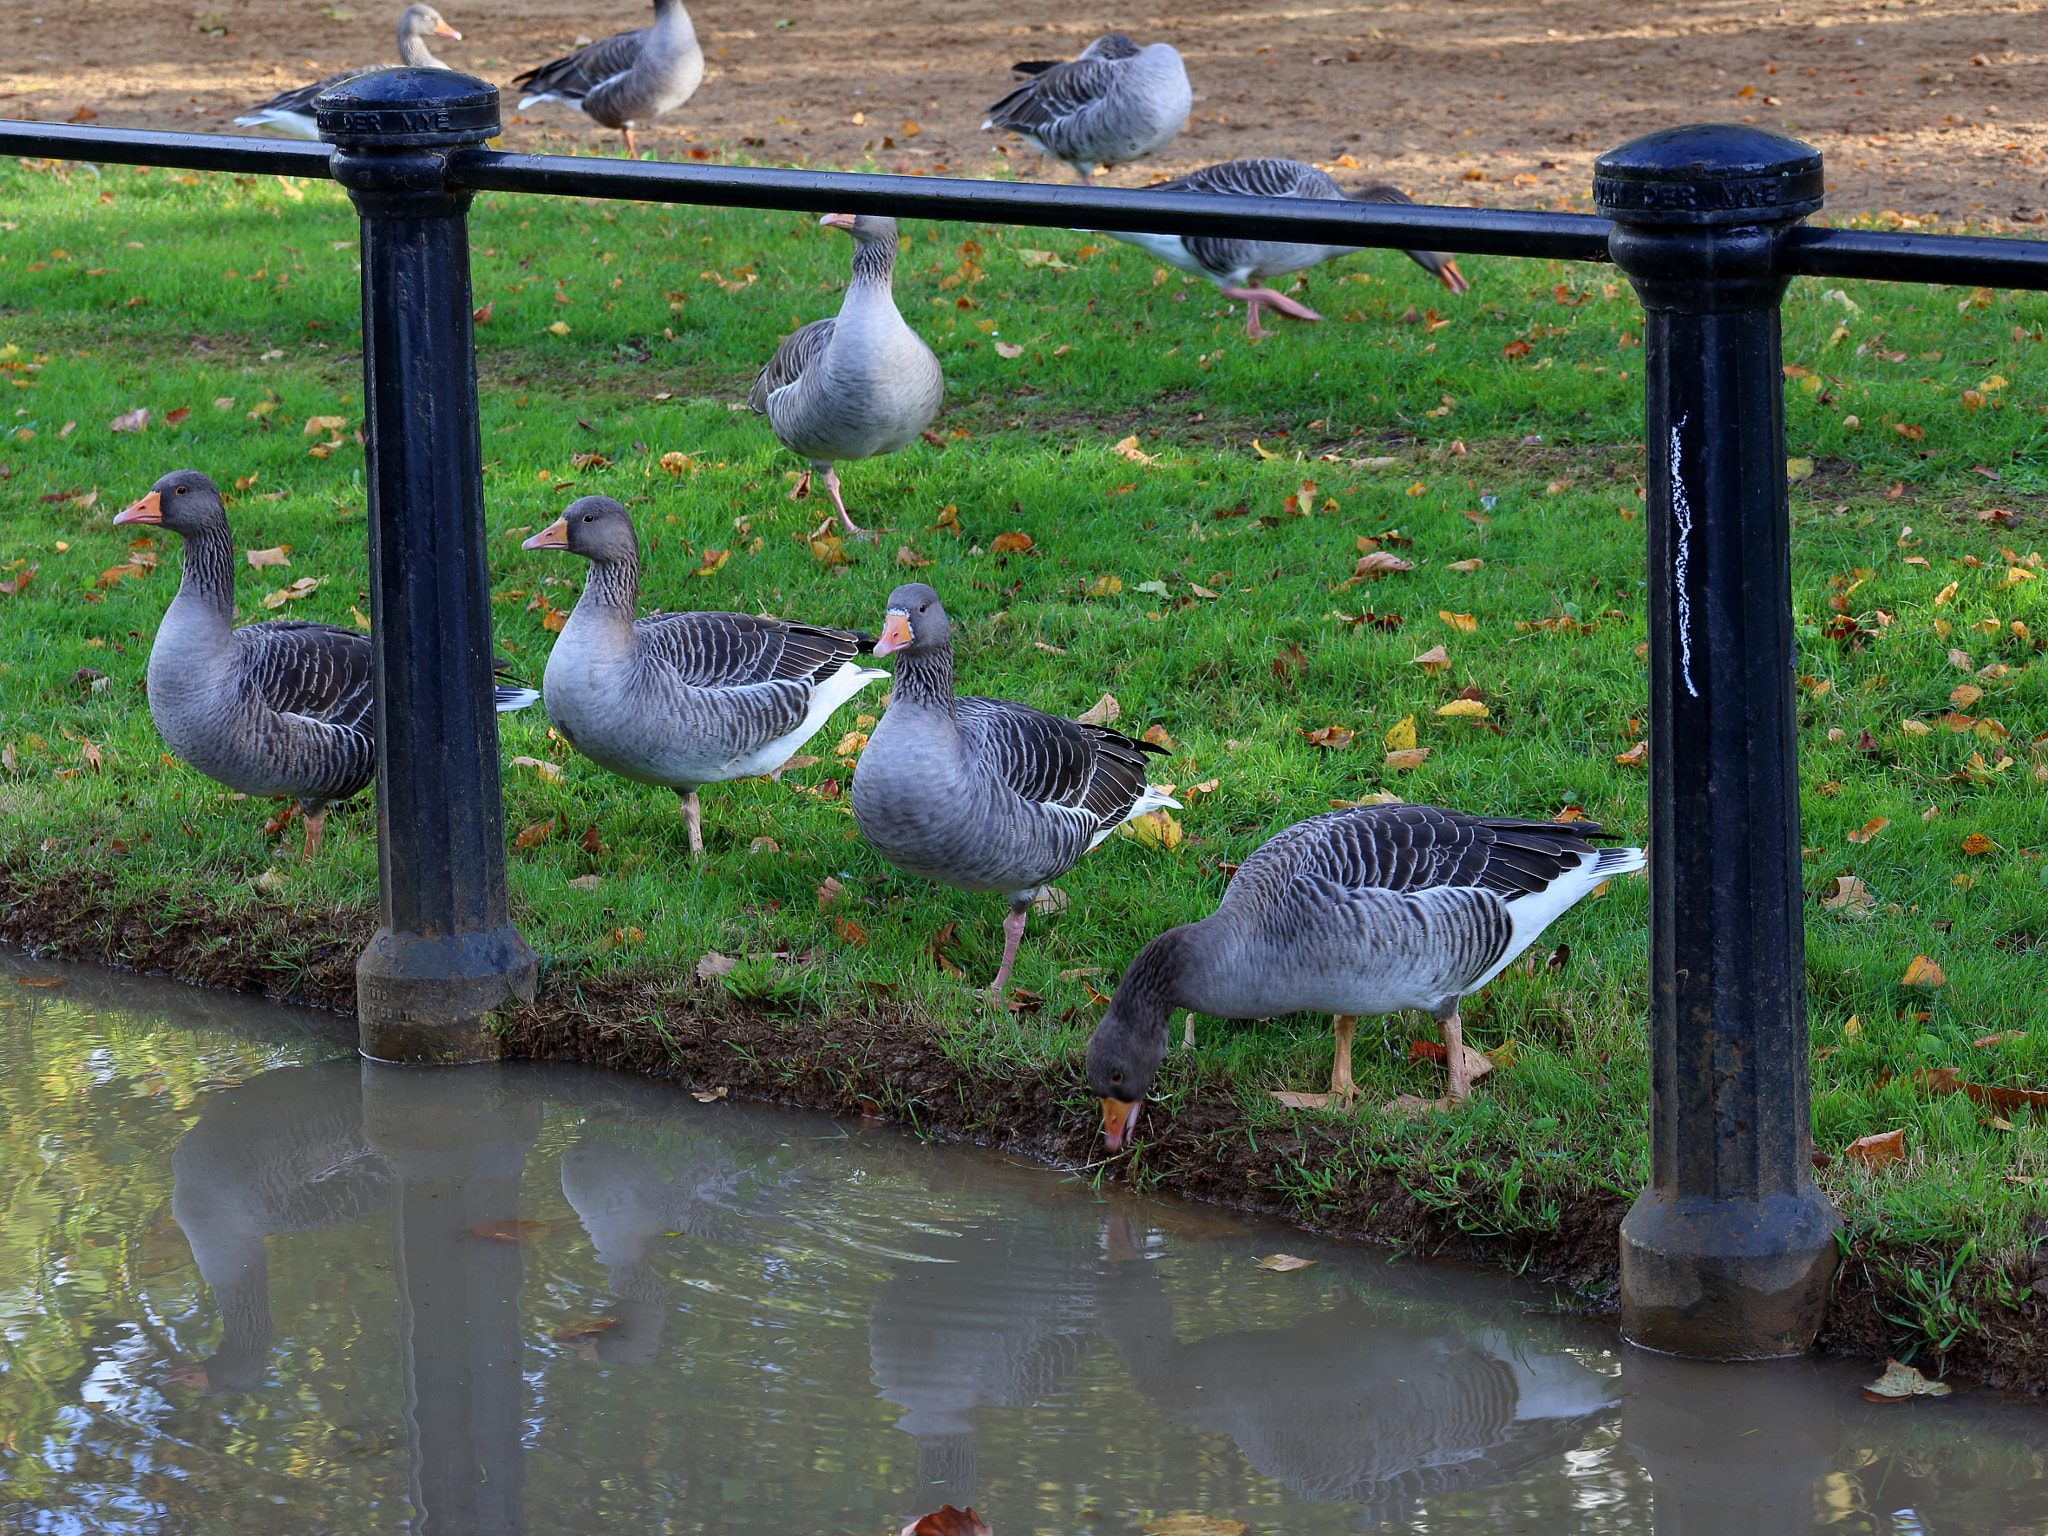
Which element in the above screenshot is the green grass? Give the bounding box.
[1,153,2045,1340]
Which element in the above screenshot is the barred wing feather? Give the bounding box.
[633,610,869,691]
[747,318,835,413]
[514,28,648,103]
[953,698,1167,831]
[236,621,375,733]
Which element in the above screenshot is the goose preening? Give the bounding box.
[982,33,1191,186]
[1101,158,1470,339]
[849,584,1180,998]
[512,0,703,159]
[115,470,536,860]
[521,495,884,853]
[747,213,944,544]
[1085,803,1644,1147]
[233,4,461,139]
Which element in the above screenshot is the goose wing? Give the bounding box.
[514,27,648,101]
[238,67,360,122]
[1268,803,1620,902]
[747,317,835,413]
[633,610,870,691]
[235,620,374,732]
[953,697,1166,831]
[983,55,1124,135]
[1154,158,1341,201]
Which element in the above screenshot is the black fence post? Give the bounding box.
[321,69,538,1063]
[1595,125,1842,1358]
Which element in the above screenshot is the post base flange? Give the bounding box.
[1620,1187,1840,1359]
[356,925,538,1064]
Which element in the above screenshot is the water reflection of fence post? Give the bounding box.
[1597,126,1842,1358]
[361,1062,541,1535]
[322,69,538,1064]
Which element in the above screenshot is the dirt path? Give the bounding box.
[4,0,2045,225]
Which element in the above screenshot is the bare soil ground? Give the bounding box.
[5,0,2047,223]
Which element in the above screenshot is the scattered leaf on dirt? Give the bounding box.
[1844,1129,1906,1168]
[1076,692,1121,726]
[470,1220,551,1243]
[1255,1253,1316,1272]
[1900,955,1946,988]
[1862,1358,1952,1402]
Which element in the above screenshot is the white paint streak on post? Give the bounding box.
[1669,415,1699,699]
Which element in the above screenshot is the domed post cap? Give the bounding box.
[317,67,500,149]
[1594,123,1823,227]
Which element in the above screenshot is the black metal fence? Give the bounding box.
[6,66,2047,1366]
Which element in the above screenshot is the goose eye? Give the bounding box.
[1109,1070,1124,1084]
[582,514,594,522]
[175,485,188,495]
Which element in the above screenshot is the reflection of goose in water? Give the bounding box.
[168,1059,388,1394]
[867,1188,1107,1504]
[1100,1267,1615,1527]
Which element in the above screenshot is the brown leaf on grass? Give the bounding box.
[1271,643,1308,684]
[0,563,37,599]
[1950,683,1984,707]
[260,576,323,610]
[260,802,299,836]
[1615,741,1648,767]
[1447,558,1484,572]
[1076,692,1121,726]
[1353,550,1414,579]
[1411,644,1450,674]
[1961,832,1998,855]
[1301,725,1354,750]
[693,548,731,577]
[579,824,601,855]
[600,926,645,949]
[78,738,103,772]
[245,545,291,569]
[1142,723,1176,751]
[472,300,494,325]
[1974,1030,2027,1049]
[109,407,150,434]
[1554,804,1589,823]
[15,977,64,987]
[1384,747,1432,770]
[1255,1253,1317,1272]
[934,503,963,537]
[990,531,1034,555]
[1900,954,1946,988]
[897,544,933,568]
[1821,875,1875,918]
[834,916,869,945]
[1863,1358,1952,1402]
[1893,422,1927,442]
[165,406,191,426]
[902,1506,994,1536]
[509,755,566,784]
[816,876,846,909]
[993,341,1024,359]
[1846,816,1889,844]
[470,1220,551,1243]
[513,817,555,848]
[1844,1129,1906,1168]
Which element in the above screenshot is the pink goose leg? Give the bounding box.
[986,899,1031,1001]
[821,467,882,544]
[1219,285,1325,340]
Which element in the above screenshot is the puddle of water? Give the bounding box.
[2,950,2046,1535]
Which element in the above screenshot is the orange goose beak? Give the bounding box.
[1437,260,1470,296]
[521,517,569,550]
[819,212,858,231]
[435,21,463,38]
[872,610,915,655]
[1100,1097,1141,1150]
[113,491,162,526]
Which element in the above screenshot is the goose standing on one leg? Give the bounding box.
[234,4,462,139]
[747,214,944,544]
[1100,159,1469,339]
[521,496,884,854]
[850,584,1180,999]
[1085,804,1644,1147]
[115,471,536,860]
[982,33,1191,186]
[512,0,703,159]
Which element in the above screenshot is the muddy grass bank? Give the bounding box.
[6,867,2048,1396]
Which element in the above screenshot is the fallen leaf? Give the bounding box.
[1382,715,1417,752]
[551,1317,616,1341]
[1961,832,1997,855]
[897,545,933,568]
[816,876,846,908]
[1440,611,1478,633]
[1615,741,1648,767]
[245,545,291,569]
[1821,875,1875,918]
[1900,955,1946,988]
[513,817,555,848]
[1301,725,1354,751]
[1844,1129,1906,1168]
[1086,574,1122,597]
[1111,435,1157,465]
[1862,1358,1952,1401]
[1077,692,1121,727]
[1189,582,1220,599]
[1353,550,1414,579]
[993,341,1024,359]
[692,1085,730,1103]
[302,414,346,437]
[1446,558,1484,573]
[1254,1253,1316,1272]
[1142,1520,1244,1536]
[108,407,150,434]
[1436,699,1490,718]
[834,916,869,945]
[1974,1030,2026,1049]
[695,951,738,979]
[934,504,963,537]
[747,836,780,855]
[260,576,323,609]
[470,1220,551,1243]
[1032,886,1070,915]
[602,925,645,949]
[472,301,494,325]
[1786,456,1815,482]
[693,547,731,577]
[1384,747,1432,770]
[15,977,63,987]
[1846,816,1889,844]
[1412,644,1451,674]
[1893,422,1926,442]
[907,1507,994,1536]
[990,531,1034,555]
[568,873,601,890]
[1121,809,1183,850]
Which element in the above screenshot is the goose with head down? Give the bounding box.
[850,584,1180,999]
[115,470,536,860]
[1101,158,1469,338]
[982,32,1191,186]
[234,4,463,139]
[1085,803,1644,1147]
[522,495,884,853]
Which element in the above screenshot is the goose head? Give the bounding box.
[113,469,227,539]
[401,4,462,41]
[872,581,949,656]
[819,211,900,247]
[522,495,638,563]
[1084,927,1187,1149]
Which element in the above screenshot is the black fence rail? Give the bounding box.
[6,66,2046,1367]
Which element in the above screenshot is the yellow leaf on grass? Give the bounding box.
[1845,1128,1906,1168]
[513,817,555,848]
[1933,580,1959,607]
[1112,435,1157,465]
[1447,558,1484,573]
[1382,715,1417,752]
[1087,574,1122,597]
[1846,816,1889,844]
[259,576,323,609]
[1121,810,1182,850]
[1961,832,1998,855]
[508,755,565,784]
[1900,718,1932,736]
[245,545,291,569]
[990,530,1034,554]
[301,414,346,437]
[1615,740,1648,766]
[693,547,731,577]
[1440,611,1478,633]
[994,341,1024,359]
[1821,876,1874,918]
[1436,699,1490,718]
[1254,1253,1316,1272]
[1900,955,1946,988]
[545,321,571,336]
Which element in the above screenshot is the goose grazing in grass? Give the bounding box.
[850,584,1179,999]
[115,470,536,860]
[522,496,884,853]
[512,0,703,159]
[747,213,943,544]
[1084,803,1644,1148]
[1102,158,1470,339]
[234,4,462,139]
[983,32,1191,185]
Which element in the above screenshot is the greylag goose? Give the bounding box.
[114,470,536,859]
[234,4,461,139]
[521,495,884,853]
[1102,159,1469,339]
[747,213,943,544]
[513,0,703,159]
[1084,803,1645,1146]
[849,583,1179,998]
[982,33,1191,185]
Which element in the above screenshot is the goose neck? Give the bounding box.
[650,0,699,48]
[573,552,642,617]
[886,645,954,713]
[848,236,898,293]
[399,30,446,68]
[167,523,238,638]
